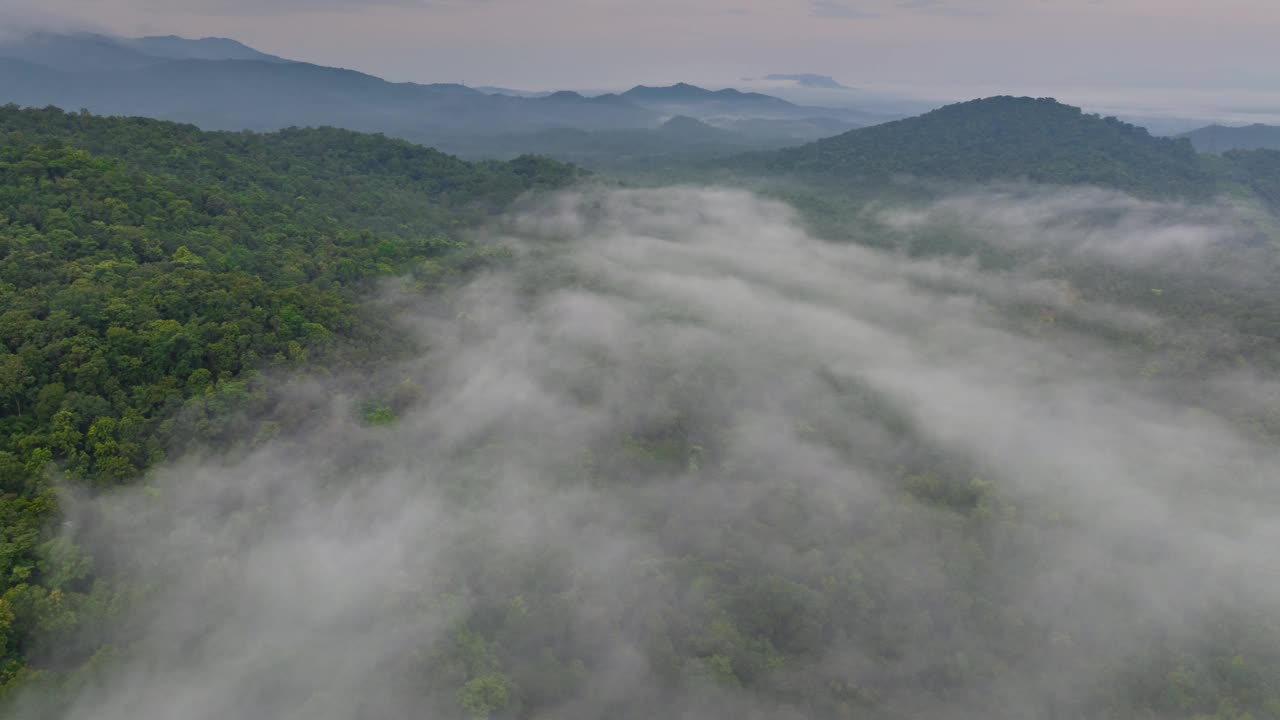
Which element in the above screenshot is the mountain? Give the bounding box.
[722,96,1214,199]
[658,114,734,140]
[1183,123,1280,153]
[0,31,292,72]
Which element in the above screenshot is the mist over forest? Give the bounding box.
[2,18,1280,720]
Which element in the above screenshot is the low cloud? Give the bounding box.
[13,186,1280,719]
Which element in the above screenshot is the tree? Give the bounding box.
[457,673,513,720]
[0,354,31,417]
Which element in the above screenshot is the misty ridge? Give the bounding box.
[0,28,881,158]
[9,185,1280,719]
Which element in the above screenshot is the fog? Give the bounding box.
[15,187,1280,719]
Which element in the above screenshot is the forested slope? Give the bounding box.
[0,106,578,687]
[1220,148,1280,212]
[1184,123,1280,153]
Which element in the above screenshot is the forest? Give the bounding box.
[1,103,1280,720]
[0,105,579,696]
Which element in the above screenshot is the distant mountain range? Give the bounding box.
[10,31,1274,200]
[1182,123,1280,153]
[0,31,879,151]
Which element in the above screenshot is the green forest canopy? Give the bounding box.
[0,105,579,690]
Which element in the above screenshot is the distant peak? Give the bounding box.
[623,83,712,96]
[662,114,712,128]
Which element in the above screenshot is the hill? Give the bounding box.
[723,96,1215,199]
[1183,123,1280,153]
[1220,148,1280,211]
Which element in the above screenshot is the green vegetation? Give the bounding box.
[0,105,578,688]
[1221,148,1280,212]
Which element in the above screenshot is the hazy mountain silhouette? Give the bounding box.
[1183,123,1280,153]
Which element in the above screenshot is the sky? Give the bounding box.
[6,0,1280,114]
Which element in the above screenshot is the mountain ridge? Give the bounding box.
[0,31,292,71]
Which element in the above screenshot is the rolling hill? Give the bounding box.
[722,96,1215,199]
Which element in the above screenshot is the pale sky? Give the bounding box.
[6,0,1280,97]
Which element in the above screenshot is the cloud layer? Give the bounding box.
[14,186,1280,719]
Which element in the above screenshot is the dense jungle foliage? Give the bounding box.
[0,105,578,690]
